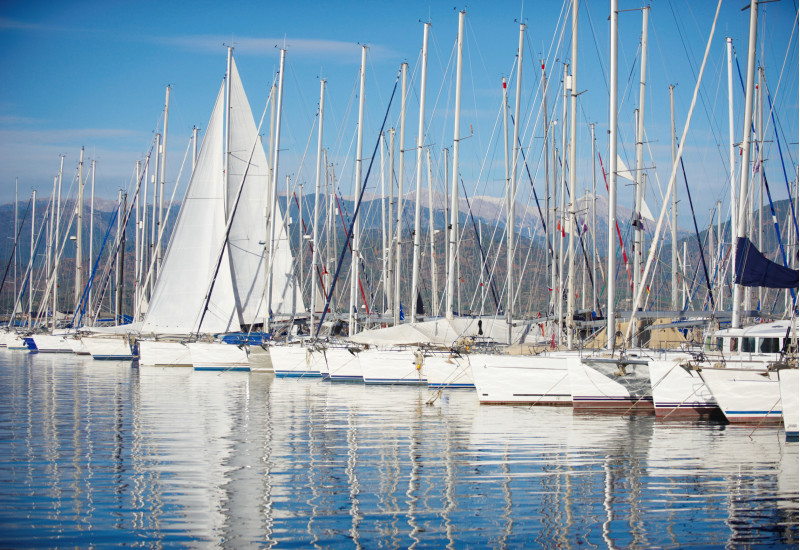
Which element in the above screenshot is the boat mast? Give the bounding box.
[394,63,408,326]
[380,132,387,314]
[54,155,64,321]
[447,10,465,321]
[542,62,551,317]
[510,22,524,345]
[503,76,511,340]
[192,126,198,173]
[591,122,597,314]
[732,0,758,330]
[311,78,325,334]
[387,127,395,318]
[349,45,367,336]
[726,38,736,300]
[558,63,568,346]
[266,49,287,335]
[133,160,141,321]
[566,0,578,350]
[411,22,430,323]
[48,175,56,328]
[631,6,648,348]
[75,146,84,308]
[757,66,764,312]
[157,85,170,278]
[149,134,159,297]
[88,160,95,314]
[670,85,678,310]
[14,178,17,317]
[607,0,619,350]
[28,189,35,328]
[426,148,438,317]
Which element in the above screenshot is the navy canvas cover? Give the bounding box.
[735,236,799,289]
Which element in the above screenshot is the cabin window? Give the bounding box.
[715,337,724,351]
[741,337,756,353]
[729,337,738,352]
[759,337,780,353]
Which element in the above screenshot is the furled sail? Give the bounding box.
[735,236,799,289]
[142,84,238,335]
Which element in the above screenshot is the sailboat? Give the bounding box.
[138,49,302,370]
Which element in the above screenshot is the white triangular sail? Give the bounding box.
[227,58,304,323]
[142,84,237,335]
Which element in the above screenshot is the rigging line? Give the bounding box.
[73,205,119,328]
[765,82,799,237]
[333,190,371,314]
[461,176,501,313]
[678,156,715,309]
[315,71,400,339]
[761,174,797,302]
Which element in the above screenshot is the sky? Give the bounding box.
[0,0,797,231]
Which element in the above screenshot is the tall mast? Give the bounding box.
[266,49,287,334]
[447,11,465,320]
[157,85,170,276]
[503,76,511,339]
[349,45,367,336]
[732,0,758,329]
[631,5,648,347]
[509,22,524,344]
[566,0,579,350]
[48,175,56,327]
[726,38,736,297]
[224,47,233,210]
[380,132,387,313]
[426,148,438,316]
[542,62,551,316]
[149,134,159,297]
[607,0,619,349]
[387,128,395,317]
[558,63,568,346]
[28,190,35,327]
[394,63,408,326]
[591,123,597,314]
[670,84,678,310]
[88,160,95,312]
[410,22,430,323]
[134,160,141,321]
[75,146,85,307]
[311,78,326,332]
[14,178,17,315]
[54,155,64,319]
[757,66,764,311]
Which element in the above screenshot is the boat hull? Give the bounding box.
[778,368,799,440]
[139,340,192,367]
[470,353,571,405]
[699,367,782,424]
[648,359,719,419]
[188,342,249,372]
[82,336,136,360]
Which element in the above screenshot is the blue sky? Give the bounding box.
[0,0,797,231]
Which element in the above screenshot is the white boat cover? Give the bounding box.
[347,318,527,347]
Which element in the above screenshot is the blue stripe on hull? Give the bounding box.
[194,366,251,372]
[274,371,323,378]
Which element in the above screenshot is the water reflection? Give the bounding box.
[0,352,796,548]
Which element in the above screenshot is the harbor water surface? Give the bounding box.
[0,351,797,548]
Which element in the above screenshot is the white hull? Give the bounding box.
[82,336,136,360]
[139,340,192,367]
[323,347,362,382]
[68,337,90,355]
[778,368,799,439]
[268,344,328,378]
[188,342,249,371]
[425,353,474,389]
[569,355,655,411]
[699,367,782,424]
[1,332,28,350]
[470,353,571,405]
[648,358,718,418]
[30,334,73,353]
[246,345,273,373]
[360,348,427,385]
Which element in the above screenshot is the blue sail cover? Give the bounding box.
[735,237,799,288]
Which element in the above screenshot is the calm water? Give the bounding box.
[0,351,797,548]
